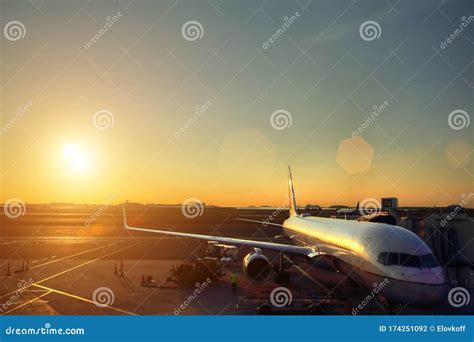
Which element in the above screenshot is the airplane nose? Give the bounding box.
[403,270,448,303]
[383,277,447,304]
[407,269,446,285]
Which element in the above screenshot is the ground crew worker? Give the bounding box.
[230,271,238,293]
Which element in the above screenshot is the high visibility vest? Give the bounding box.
[230,273,238,283]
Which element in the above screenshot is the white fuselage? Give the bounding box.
[282,215,447,304]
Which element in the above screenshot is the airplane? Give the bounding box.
[336,202,360,215]
[335,202,399,225]
[122,167,447,305]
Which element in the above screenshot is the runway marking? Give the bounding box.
[2,290,52,315]
[31,258,48,264]
[0,242,138,300]
[30,243,119,269]
[32,283,136,316]
[0,240,24,246]
[34,242,138,285]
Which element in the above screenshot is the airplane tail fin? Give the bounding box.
[288,167,298,217]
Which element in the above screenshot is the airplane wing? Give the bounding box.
[122,206,318,258]
[235,218,283,227]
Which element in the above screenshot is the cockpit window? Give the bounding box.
[386,253,399,266]
[399,254,421,268]
[377,252,388,264]
[377,252,438,268]
[377,252,396,265]
[420,254,438,268]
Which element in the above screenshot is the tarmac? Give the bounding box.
[0,205,472,315]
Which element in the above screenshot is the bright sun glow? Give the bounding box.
[63,144,89,171]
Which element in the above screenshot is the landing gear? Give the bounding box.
[273,253,292,284]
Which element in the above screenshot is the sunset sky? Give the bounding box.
[1,0,472,207]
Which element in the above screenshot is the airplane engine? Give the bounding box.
[242,249,272,282]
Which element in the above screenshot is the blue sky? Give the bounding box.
[1,0,472,206]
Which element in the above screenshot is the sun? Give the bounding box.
[63,144,89,171]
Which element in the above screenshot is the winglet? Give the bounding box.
[123,205,130,229]
[288,166,298,217]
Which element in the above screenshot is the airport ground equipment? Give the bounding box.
[141,275,157,287]
[202,241,238,264]
[167,257,225,288]
[237,287,350,315]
